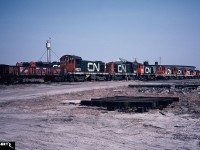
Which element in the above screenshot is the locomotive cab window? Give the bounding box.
[65,57,69,63]
[68,57,74,64]
[76,59,80,65]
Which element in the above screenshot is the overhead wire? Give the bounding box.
[51,50,60,61]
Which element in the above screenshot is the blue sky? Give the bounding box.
[0,0,200,69]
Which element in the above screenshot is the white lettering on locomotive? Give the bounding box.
[20,67,23,73]
[20,67,28,73]
[88,63,100,72]
[53,65,60,68]
[167,69,172,74]
[145,67,151,74]
[118,64,126,73]
[178,70,182,75]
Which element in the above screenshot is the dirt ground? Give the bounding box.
[0,80,200,150]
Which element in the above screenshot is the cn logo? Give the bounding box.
[118,65,126,73]
[88,63,100,72]
[145,67,151,74]
[167,69,172,74]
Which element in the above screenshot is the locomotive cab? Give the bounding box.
[190,70,196,76]
[60,55,82,72]
[155,65,167,75]
[136,63,144,75]
[172,67,178,75]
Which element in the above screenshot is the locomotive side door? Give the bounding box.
[75,58,82,72]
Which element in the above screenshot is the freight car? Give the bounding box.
[0,62,61,83]
[16,61,60,68]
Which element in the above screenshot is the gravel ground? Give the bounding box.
[0,80,200,150]
[0,81,135,102]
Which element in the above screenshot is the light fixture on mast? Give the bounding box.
[46,38,51,63]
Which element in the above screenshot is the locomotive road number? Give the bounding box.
[75,68,81,71]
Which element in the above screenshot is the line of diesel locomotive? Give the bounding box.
[0,54,200,83]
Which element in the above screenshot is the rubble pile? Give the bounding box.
[137,86,200,94]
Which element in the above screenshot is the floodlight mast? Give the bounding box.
[46,38,51,63]
[159,56,161,65]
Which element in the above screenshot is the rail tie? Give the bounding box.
[81,96,179,113]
